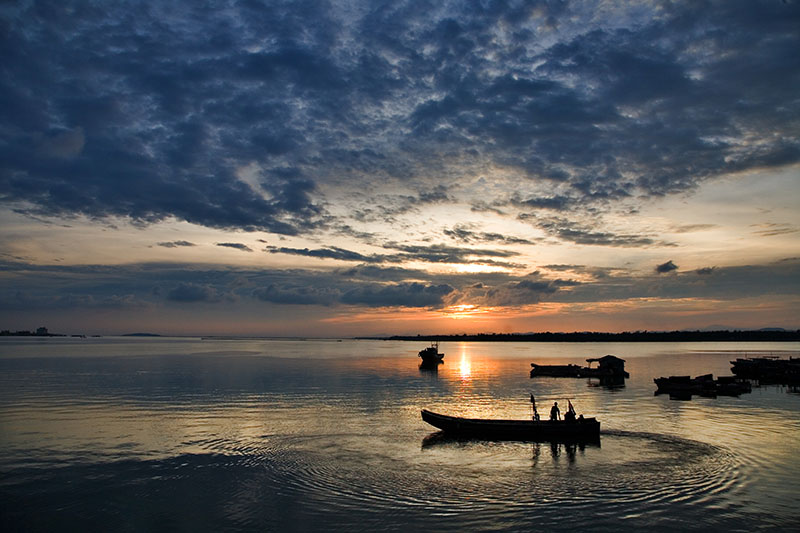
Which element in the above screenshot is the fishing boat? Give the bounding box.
[420,409,600,442]
[418,341,444,365]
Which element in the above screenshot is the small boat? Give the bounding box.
[420,409,600,442]
[418,341,444,365]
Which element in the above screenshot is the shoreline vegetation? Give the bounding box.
[364,330,800,343]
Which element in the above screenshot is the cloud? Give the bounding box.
[157,241,196,248]
[443,224,537,245]
[451,274,560,307]
[340,282,455,308]
[266,246,378,263]
[552,259,800,304]
[751,223,798,237]
[253,284,341,306]
[216,243,253,252]
[252,279,455,308]
[0,0,796,238]
[656,260,679,274]
[511,195,574,211]
[383,243,520,263]
[267,242,523,267]
[167,283,222,303]
[1,258,798,322]
[521,215,666,247]
[671,224,717,234]
[37,128,85,159]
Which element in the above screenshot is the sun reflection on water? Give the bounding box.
[459,351,472,382]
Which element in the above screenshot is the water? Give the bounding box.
[1,337,799,531]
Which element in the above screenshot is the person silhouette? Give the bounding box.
[564,400,576,422]
[550,401,561,421]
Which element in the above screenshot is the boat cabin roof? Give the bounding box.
[585,354,625,363]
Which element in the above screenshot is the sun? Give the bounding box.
[443,304,481,319]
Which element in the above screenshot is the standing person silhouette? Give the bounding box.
[550,401,561,421]
[530,394,540,421]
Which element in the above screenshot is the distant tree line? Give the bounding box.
[370,330,800,342]
[0,327,62,337]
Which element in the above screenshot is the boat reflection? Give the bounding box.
[418,360,441,372]
[421,431,601,453]
[587,375,626,390]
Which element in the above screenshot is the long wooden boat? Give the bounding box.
[421,409,600,442]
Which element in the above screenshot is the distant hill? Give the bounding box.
[691,325,788,333]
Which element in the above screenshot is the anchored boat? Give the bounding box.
[420,409,600,442]
[530,354,629,379]
[654,374,752,398]
[418,341,444,365]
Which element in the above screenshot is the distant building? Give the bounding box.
[36,327,48,336]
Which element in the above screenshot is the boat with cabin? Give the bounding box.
[418,341,444,365]
[531,354,629,379]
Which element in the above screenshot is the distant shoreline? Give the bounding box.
[361,330,800,343]
[2,329,798,342]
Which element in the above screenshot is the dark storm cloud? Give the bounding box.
[1,0,798,241]
[216,243,254,252]
[655,260,679,274]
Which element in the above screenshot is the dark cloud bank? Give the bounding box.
[1,0,798,236]
[1,258,797,313]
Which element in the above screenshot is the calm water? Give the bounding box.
[1,337,799,532]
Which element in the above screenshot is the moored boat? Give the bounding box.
[654,374,751,398]
[420,409,600,442]
[730,356,800,384]
[530,355,629,379]
[418,341,444,365]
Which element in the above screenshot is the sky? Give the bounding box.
[1,0,798,337]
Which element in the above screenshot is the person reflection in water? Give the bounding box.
[550,401,560,421]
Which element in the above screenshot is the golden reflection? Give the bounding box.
[458,346,472,381]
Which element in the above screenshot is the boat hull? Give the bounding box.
[421,409,600,442]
